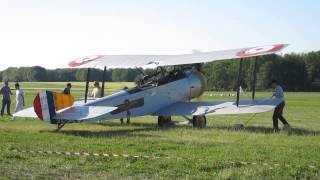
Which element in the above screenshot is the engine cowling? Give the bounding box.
[186,71,207,99]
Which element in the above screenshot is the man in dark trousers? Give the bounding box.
[1,81,13,116]
[62,83,72,95]
[271,80,290,132]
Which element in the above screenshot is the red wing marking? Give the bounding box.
[236,44,285,58]
[68,55,104,67]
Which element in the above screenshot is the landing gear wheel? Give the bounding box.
[158,116,172,127]
[192,116,206,128]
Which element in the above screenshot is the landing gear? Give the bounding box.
[158,116,172,127]
[120,118,131,125]
[192,116,206,128]
[125,100,131,125]
[55,120,67,132]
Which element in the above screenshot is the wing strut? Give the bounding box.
[84,68,91,103]
[236,58,244,107]
[101,66,107,97]
[252,56,258,100]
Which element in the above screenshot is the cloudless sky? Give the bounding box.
[0,0,319,70]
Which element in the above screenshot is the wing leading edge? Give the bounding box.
[153,99,283,116]
[68,44,288,68]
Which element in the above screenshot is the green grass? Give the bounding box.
[0,82,320,179]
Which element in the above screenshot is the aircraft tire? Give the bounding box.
[192,116,206,128]
[158,116,172,127]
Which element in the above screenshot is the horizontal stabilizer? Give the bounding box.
[53,106,117,122]
[13,107,37,118]
[154,99,283,116]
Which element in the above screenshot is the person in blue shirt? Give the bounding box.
[271,80,290,131]
[0,81,13,116]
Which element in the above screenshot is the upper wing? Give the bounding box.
[154,99,283,116]
[68,44,288,68]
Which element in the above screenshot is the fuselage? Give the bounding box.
[83,70,206,121]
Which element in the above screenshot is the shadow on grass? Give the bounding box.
[211,125,320,136]
[95,121,157,128]
[42,124,187,138]
[41,120,318,137]
[58,129,158,138]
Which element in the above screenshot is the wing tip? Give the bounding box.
[68,55,105,68]
[236,43,289,58]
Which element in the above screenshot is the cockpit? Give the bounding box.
[126,67,188,94]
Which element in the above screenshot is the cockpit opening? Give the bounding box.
[125,65,206,95]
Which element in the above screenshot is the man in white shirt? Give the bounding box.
[90,81,102,98]
[14,83,24,113]
[271,80,290,131]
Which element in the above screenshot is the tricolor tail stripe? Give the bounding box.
[45,91,56,121]
[33,91,57,123]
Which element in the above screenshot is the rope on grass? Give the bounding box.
[0,149,180,160]
[0,149,318,170]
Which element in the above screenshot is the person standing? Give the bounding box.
[0,81,13,116]
[271,80,290,132]
[14,82,25,113]
[63,83,72,95]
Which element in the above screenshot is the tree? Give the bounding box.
[27,66,47,81]
[75,69,88,81]
[203,60,239,91]
[304,51,320,90]
[111,69,140,82]
[51,69,77,82]
[2,67,21,82]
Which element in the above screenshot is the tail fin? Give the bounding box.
[33,91,74,124]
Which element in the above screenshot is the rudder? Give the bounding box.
[33,91,74,124]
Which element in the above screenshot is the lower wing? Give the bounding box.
[154,99,283,116]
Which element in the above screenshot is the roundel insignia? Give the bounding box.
[236,44,285,58]
[68,55,104,67]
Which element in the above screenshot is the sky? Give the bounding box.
[0,0,319,70]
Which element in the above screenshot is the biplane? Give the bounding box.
[14,44,287,130]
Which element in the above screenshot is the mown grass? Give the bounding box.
[0,82,319,179]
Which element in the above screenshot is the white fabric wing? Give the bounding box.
[68,44,288,69]
[13,107,37,118]
[13,106,117,121]
[154,99,283,116]
[53,106,117,121]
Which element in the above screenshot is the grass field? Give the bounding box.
[0,82,320,179]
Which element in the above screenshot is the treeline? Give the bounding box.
[0,67,142,82]
[0,51,319,91]
[203,51,320,91]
